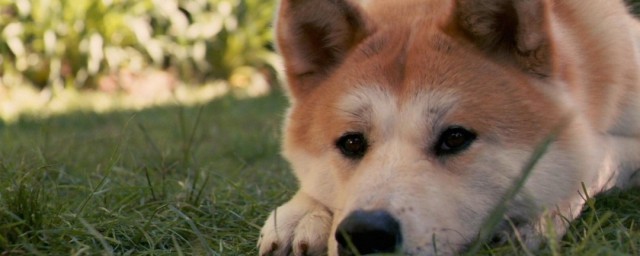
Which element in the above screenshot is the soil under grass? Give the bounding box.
[0,90,638,255]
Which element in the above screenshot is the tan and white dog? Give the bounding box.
[258,0,640,255]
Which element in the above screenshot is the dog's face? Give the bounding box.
[276,0,597,254]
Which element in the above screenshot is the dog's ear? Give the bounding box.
[455,0,553,77]
[276,0,373,98]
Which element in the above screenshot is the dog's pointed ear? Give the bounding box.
[455,0,553,77]
[276,0,373,98]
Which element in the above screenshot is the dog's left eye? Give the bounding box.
[336,133,368,159]
[435,126,477,156]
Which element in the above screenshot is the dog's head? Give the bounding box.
[276,0,597,254]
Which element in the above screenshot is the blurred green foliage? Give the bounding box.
[0,0,278,89]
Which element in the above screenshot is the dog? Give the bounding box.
[258,0,640,255]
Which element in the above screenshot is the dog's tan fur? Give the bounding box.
[259,0,640,255]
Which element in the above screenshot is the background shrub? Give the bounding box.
[0,0,278,90]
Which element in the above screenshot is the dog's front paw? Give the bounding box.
[258,192,332,256]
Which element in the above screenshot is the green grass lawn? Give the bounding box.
[0,91,294,255]
[1,90,639,255]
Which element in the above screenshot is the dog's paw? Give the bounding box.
[258,193,332,256]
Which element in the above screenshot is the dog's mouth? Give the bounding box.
[486,220,518,246]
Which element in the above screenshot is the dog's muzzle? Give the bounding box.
[335,210,402,255]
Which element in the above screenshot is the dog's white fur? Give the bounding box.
[259,0,640,255]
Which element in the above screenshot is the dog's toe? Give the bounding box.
[291,209,332,255]
[258,195,333,256]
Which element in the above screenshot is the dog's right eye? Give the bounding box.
[336,133,368,159]
[434,126,477,156]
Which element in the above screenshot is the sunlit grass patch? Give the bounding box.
[0,77,272,123]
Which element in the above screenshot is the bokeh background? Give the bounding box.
[0,0,278,122]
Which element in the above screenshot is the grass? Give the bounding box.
[0,89,639,255]
[0,90,293,255]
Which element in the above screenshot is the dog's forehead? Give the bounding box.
[336,85,459,137]
[332,32,489,135]
[324,42,555,145]
[347,18,484,97]
[358,0,454,25]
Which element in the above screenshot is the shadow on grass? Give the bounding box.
[0,90,296,255]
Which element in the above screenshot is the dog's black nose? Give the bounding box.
[335,210,402,255]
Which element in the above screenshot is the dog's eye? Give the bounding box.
[435,126,476,156]
[336,133,368,159]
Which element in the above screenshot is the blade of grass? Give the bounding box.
[144,167,157,201]
[169,205,215,256]
[178,105,204,168]
[74,115,135,221]
[79,217,114,255]
[137,122,164,162]
[466,123,564,254]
